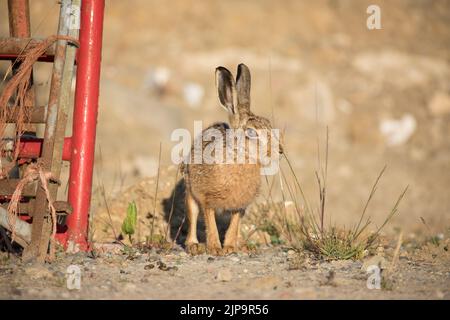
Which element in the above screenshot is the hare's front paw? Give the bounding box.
[222,244,256,255]
[186,243,206,255]
[239,244,257,254]
[222,245,237,255]
[206,244,223,256]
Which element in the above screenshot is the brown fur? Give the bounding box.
[183,64,280,255]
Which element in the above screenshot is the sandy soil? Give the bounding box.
[1,238,449,299]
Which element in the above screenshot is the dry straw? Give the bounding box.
[0,35,79,176]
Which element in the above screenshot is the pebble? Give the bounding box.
[216,269,233,282]
[144,264,155,270]
[230,257,240,263]
[379,114,417,146]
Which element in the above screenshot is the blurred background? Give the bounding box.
[1,0,449,240]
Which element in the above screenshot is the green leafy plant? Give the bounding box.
[121,201,138,244]
[260,219,284,245]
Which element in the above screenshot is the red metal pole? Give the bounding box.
[66,0,105,250]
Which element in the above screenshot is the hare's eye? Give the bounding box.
[245,128,258,139]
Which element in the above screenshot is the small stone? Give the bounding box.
[216,269,233,282]
[144,264,155,270]
[379,114,417,146]
[287,250,296,256]
[230,257,240,263]
[93,243,123,255]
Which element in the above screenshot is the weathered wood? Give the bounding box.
[0,179,36,197]
[22,0,73,263]
[1,200,73,215]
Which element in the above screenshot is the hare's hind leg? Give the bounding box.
[223,211,242,254]
[203,207,222,255]
[185,191,203,254]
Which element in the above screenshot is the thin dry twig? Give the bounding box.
[353,166,387,240]
[150,142,162,243]
[387,231,403,275]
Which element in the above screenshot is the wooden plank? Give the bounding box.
[0,179,36,197]
[23,0,74,263]
[1,200,72,215]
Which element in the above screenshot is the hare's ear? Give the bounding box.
[236,63,251,110]
[215,67,237,114]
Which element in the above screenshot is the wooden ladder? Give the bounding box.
[0,0,79,262]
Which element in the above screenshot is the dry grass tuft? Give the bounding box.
[249,127,409,260]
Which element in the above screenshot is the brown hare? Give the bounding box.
[183,63,282,255]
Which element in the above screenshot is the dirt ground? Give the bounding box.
[0,238,449,299]
[0,0,449,299]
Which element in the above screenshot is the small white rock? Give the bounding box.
[379,114,417,146]
[144,66,171,92]
[183,82,205,108]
